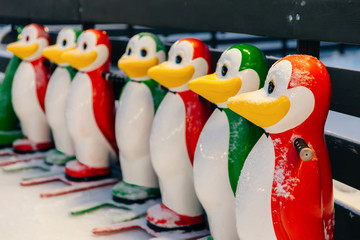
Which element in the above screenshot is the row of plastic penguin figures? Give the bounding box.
[1,23,334,240]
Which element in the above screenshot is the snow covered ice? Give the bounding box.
[0,169,151,239]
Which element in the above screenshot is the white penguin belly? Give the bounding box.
[193,109,239,240]
[12,61,50,142]
[116,81,157,187]
[45,67,74,155]
[236,134,277,240]
[150,92,202,216]
[65,72,112,168]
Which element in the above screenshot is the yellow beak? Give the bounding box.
[7,41,39,59]
[61,49,97,70]
[118,55,159,78]
[42,45,75,65]
[189,73,242,103]
[148,62,195,89]
[227,90,291,128]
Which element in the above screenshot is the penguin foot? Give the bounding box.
[146,203,207,232]
[112,181,161,204]
[13,137,54,153]
[44,149,75,166]
[65,160,111,182]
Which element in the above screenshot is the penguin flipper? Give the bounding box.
[89,70,118,154]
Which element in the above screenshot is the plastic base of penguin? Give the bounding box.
[146,204,207,232]
[2,160,51,172]
[69,182,161,224]
[21,167,65,182]
[12,137,54,153]
[44,149,75,165]
[64,160,111,182]
[112,181,161,204]
[19,159,116,199]
[20,173,118,198]
[2,149,75,173]
[71,198,160,224]
[92,216,210,239]
[0,149,47,167]
[0,137,53,167]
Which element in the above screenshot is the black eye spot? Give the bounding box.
[83,42,87,50]
[25,36,30,42]
[140,49,147,57]
[268,80,275,94]
[127,47,132,55]
[62,39,67,47]
[221,65,228,77]
[175,55,182,64]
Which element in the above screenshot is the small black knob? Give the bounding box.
[294,138,314,161]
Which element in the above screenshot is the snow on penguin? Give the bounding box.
[147,38,213,232]
[188,44,268,239]
[6,24,53,152]
[114,32,167,203]
[62,29,118,181]
[42,27,82,165]
[227,55,334,240]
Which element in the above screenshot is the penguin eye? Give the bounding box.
[25,35,30,42]
[140,49,147,57]
[62,39,67,47]
[221,65,228,77]
[175,55,182,64]
[127,47,132,55]
[83,42,88,50]
[268,80,275,94]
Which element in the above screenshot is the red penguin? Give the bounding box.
[62,29,118,181]
[228,55,334,240]
[147,38,213,231]
[7,24,53,152]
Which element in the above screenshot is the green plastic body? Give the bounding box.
[0,55,23,146]
[224,108,264,194]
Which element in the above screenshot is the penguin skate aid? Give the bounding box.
[93,38,214,239]
[188,44,268,240]
[71,32,167,223]
[20,29,119,197]
[0,24,53,167]
[227,55,334,240]
[3,27,83,176]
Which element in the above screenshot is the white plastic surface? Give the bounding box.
[150,92,202,216]
[12,61,51,142]
[116,81,158,187]
[45,67,74,155]
[235,134,277,240]
[193,109,239,239]
[66,72,114,168]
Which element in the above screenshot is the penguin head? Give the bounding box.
[118,32,166,81]
[7,24,50,61]
[42,27,82,66]
[189,44,268,108]
[61,29,111,72]
[148,38,211,92]
[228,55,331,134]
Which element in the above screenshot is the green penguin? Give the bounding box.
[113,32,167,203]
[0,26,24,147]
[189,44,268,239]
